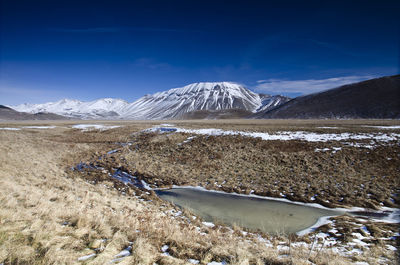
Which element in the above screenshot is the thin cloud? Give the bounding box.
[255,76,375,95]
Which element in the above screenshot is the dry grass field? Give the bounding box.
[120,131,398,209]
[0,119,399,264]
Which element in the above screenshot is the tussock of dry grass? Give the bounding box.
[0,121,398,264]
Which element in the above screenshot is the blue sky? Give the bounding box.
[0,0,399,105]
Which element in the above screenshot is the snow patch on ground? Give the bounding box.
[178,136,197,145]
[341,142,375,149]
[362,125,400,129]
[114,246,131,258]
[386,245,397,251]
[207,261,227,265]
[72,124,121,131]
[1,126,56,131]
[315,147,342,153]
[22,126,56,129]
[77,253,96,261]
[141,180,152,190]
[202,221,215,228]
[145,126,400,144]
[350,232,370,247]
[161,245,169,252]
[297,216,336,236]
[159,123,175,127]
[110,245,132,263]
[161,244,170,256]
[370,207,400,223]
[107,149,119,155]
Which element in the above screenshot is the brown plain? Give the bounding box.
[0,119,399,264]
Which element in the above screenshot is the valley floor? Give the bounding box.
[0,119,399,264]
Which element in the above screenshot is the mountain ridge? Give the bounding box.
[10,76,398,120]
[253,75,400,119]
[10,82,289,120]
[0,105,69,120]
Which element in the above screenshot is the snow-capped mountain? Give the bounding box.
[121,82,283,119]
[12,98,129,119]
[10,82,289,119]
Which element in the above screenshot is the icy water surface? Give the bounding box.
[156,187,344,234]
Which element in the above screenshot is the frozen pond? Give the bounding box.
[156,187,344,234]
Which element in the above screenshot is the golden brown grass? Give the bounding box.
[0,121,398,264]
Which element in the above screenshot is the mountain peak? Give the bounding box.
[169,81,243,94]
[122,81,288,119]
[58,98,81,104]
[96,98,127,103]
[184,81,242,88]
[9,81,290,120]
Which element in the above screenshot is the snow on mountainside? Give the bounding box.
[256,94,290,113]
[10,82,289,120]
[12,98,129,119]
[121,82,278,119]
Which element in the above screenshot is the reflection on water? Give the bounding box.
[156,188,343,234]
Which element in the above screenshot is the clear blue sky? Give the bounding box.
[1,0,399,104]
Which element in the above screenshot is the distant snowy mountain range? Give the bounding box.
[10,82,290,119]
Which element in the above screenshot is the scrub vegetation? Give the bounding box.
[121,131,399,209]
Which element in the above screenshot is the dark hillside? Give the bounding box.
[253,75,400,119]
